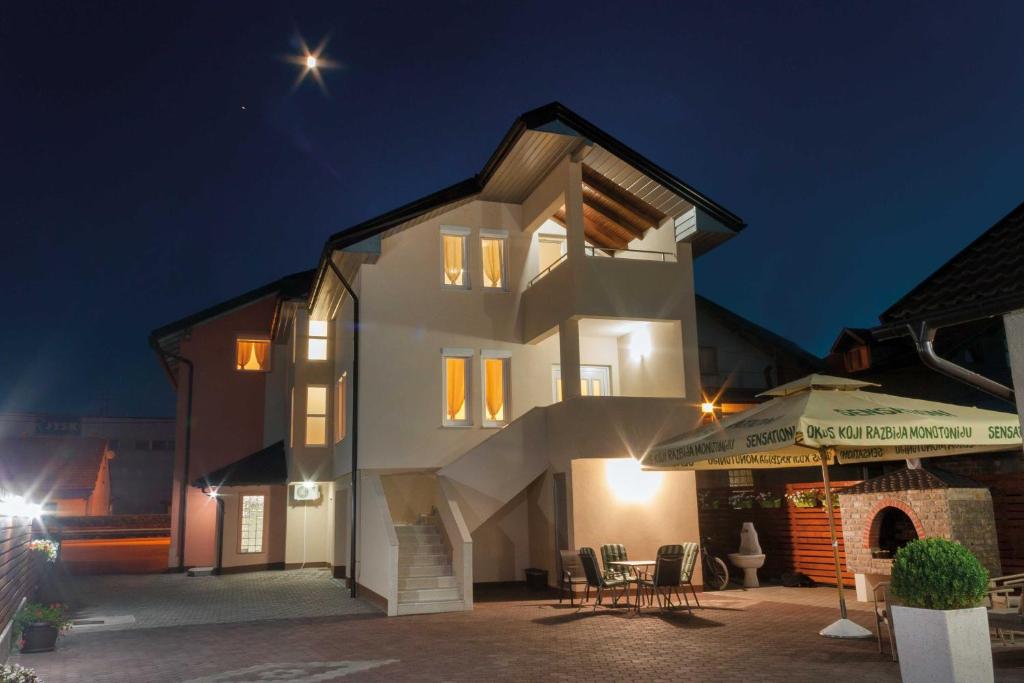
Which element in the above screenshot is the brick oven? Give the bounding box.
[838,466,1001,602]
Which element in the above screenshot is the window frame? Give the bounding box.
[307,319,329,362]
[238,494,266,554]
[481,350,511,428]
[305,385,328,447]
[334,372,347,444]
[441,348,474,427]
[479,229,509,291]
[440,226,471,290]
[234,335,272,373]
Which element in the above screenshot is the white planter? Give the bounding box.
[891,605,992,683]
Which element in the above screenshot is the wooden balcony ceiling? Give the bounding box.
[552,165,667,250]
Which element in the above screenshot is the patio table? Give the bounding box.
[610,560,655,611]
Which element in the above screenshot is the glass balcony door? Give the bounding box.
[552,365,611,401]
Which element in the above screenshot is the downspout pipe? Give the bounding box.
[153,345,195,572]
[908,321,1015,404]
[326,259,359,599]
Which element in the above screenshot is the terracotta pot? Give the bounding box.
[20,623,58,653]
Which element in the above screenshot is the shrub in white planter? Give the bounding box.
[890,538,991,683]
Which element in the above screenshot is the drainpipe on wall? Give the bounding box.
[908,321,1015,404]
[151,342,195,571]
[326,259,360,599]
[213,493,225,575]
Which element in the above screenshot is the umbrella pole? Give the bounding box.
[817,447,871,639]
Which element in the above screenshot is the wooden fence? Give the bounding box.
[698,481,860,587]
[969,473,1024,576]
[0,514,35,633]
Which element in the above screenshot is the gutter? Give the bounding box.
[906,321,1014,404]
[149,339,195,571]
[325,258,360,599]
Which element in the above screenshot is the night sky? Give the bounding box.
[2,2,1022,418]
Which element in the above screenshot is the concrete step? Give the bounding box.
[399,543,446,555]
[399,586,461,603]
[395,524,440,534]
[396,598,466,616]
[399,553,449,566]
[398,575,458,590]
[398,564,453,578]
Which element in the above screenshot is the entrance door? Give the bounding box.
[552,365,611,401]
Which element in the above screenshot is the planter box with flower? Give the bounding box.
[889,538,992,683]
[28,539,63,605]
[728,492,755,510]
[755,492,782,509]
[785,490,820,508]
[14,602,72,654]
[0,663,40,683]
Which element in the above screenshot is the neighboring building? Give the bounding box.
[0,414,175,513]
[0,437,113,516]
[154,102,774,615]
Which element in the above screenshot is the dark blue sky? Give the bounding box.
[2,2,1022,417]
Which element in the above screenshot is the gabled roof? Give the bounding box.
[879,200,1024,329]
[0,437,109,500]
[696,295,822,369]
[841,466,986,495]
[150,269,314,386]
[311,102,746,310]
[192,440,288,490]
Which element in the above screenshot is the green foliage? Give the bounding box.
[890,538,988,610]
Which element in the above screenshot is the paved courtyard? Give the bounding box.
[57,568,375,630]
[12,578,1024,682]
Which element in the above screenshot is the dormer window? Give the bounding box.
[441,227,470,289]
[236,338,271,372]
[844,345,870,372]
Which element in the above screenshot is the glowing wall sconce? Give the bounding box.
[701,402,716,415]
[629,327,652,361]
[0,495,43,519]
[605,458,663,503]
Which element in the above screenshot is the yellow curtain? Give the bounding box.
[446,357,466,420]
[485,358,504,420]
[443,235,463,284]
[236,341,250,369]
[482,239,503,288]
[253,341,269,369]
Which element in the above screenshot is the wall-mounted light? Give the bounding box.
[630,327,652,361]
[701,402,716,415]
[0,495,42,519]
[605,458,663,503]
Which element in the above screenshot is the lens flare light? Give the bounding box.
[605,458,663,503]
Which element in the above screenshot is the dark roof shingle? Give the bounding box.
[193,440,288,490]
[880,200,1024,325]
[0,437,109,500]
[840,466,986,495]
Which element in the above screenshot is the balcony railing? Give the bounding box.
[527,247,677,288]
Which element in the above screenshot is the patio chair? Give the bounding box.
[988,577,1024,645]
[600,544,633,584]
[873,582,897,661]
[578,547,628,611]
[637,552,687,614]
[558,550,589,606]
[657,543,701,609]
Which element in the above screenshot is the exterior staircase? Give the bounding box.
[395,517,462,615]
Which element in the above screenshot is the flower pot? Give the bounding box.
[731,501,753,510]
[757,500,782,509]
[20,623,58,653]
[891,605,992,683]
[792,500,818,508]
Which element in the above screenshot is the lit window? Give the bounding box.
[441,228,470,288]
[335,373,347,444]
[236,338,271,372]
[442,350,472,426]
[239,495,265,553]
[308,320,328,361]
[482,354,510,426]
[306,386,327,446]
[728,469,754,488]
[481,232,507,289]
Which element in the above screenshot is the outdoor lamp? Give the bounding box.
[701,401,716,414]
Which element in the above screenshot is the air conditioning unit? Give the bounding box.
[292,482,321,501]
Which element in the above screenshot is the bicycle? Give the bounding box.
[700,536,730,590]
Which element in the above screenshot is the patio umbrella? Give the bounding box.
[642,374,1022,639]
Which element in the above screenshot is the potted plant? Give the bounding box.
[0,663,40,683]
[889,538,991,683]
[785,489,819,508]
[28,539,63,604]
[755,492,782,509]
[818,491,841,509]
[14,602,72,653]
[728,492,754,509]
